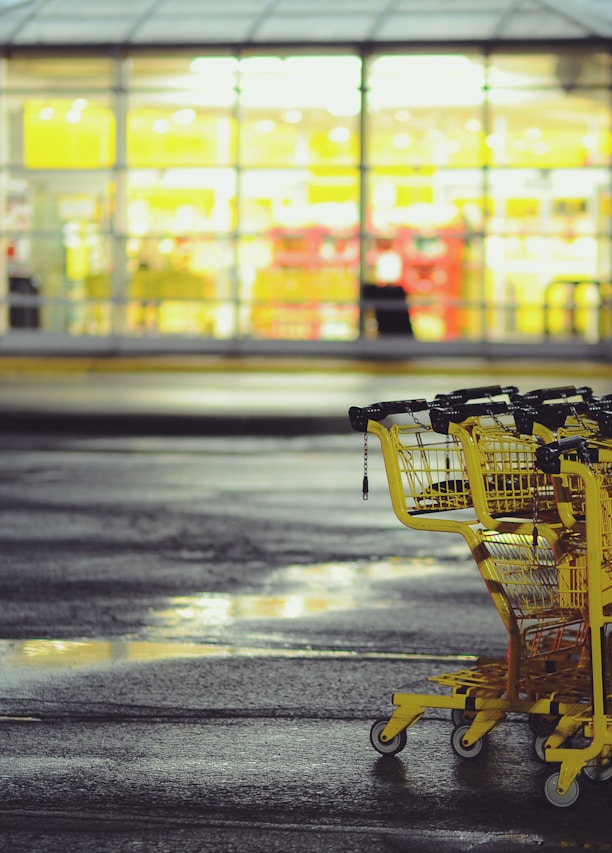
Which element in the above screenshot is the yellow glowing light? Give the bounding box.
[283,109,303,124]
[39,106,55,120]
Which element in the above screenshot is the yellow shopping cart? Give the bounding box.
[349,388,612,808]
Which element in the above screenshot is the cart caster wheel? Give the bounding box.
[451,708,476,727]
[533,728,560,763]
[450,724,488,759]
[370,718,407,756]
[544,771,581,808]
[582,759,612,783]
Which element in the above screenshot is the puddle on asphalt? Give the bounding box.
[0,558,467,669]
[150,557,444,629]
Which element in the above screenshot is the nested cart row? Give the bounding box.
[349,384,612,807]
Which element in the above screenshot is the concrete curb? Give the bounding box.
[0,354,611,378]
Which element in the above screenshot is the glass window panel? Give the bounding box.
[130,55,238,92]
[239,55,361,167]
[127,55,237,167]
[125,168,237,337]
[6,94,115,168]
[125,237,235,338]
[127,99,235,167]
[484,232,610,342]
[487,88,611,167]
[127,168,236,237]
[366,54,485,167]
[487,167,611,236]
[489,52,612,89]
[239,231,360,341]
[366,167,484,232]
[239,167,359,232]
[5,233,114,336]
[363,228,469,342]
[3,172,115,334]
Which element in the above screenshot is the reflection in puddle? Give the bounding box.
[0,559,467,670]
[0,638,474,669]
[150,557,444,633]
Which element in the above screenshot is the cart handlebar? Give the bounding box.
[430,401,510,434]
[519,385,593,404]
[513,401,591,434]
[596,409,612,437]
[535,436,596,473]
[348,399,429,432]
[434,384,519,405]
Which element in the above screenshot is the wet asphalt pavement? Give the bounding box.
[1,359,612,851]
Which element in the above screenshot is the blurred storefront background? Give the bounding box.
[1,49,611,355]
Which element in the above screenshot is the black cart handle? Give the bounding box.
[434,385,519,405]
[430,401,510,434]
[535,436,594,473]
[520,385,593,404]
[513,401,591,434]
[348,399,429,432]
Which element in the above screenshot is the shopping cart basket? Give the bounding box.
[532,437,612,806]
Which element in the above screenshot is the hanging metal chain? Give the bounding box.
[362,432,369,500]
[410,411,431,431]
[531,466,540,556]
[568,400,595,434]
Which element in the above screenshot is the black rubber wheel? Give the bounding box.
[450,724,488,759]
[451,708,476,727]
[582,759,612,784]
[533,727,560,763]
[544,771,581,808]
[369,718,407,756]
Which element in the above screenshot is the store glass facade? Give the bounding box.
[0,48,610,349]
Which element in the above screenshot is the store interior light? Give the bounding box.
[328,126,350,143]
[393,132,412,150]
[282,110,303,124]
[525,127,542,140]
[190,56,238,75]
[327,93,360,117]
[254,119,276,133]
[172,108,195,124]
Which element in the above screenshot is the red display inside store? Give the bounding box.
[366,228,464,339]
